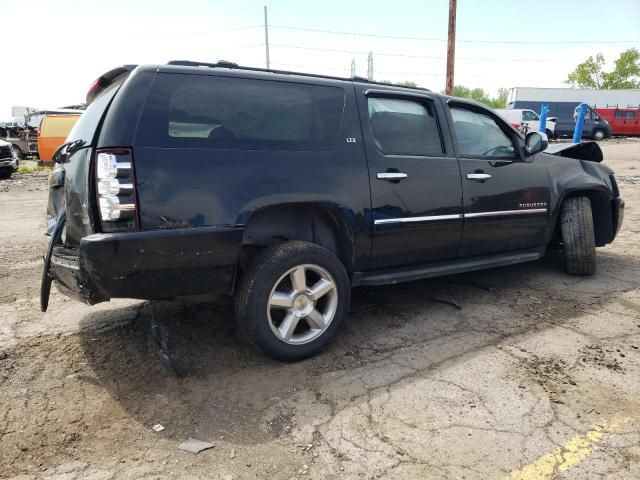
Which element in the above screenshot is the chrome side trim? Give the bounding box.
[374,208,547,225]
[375,214,463,225]
[464,208,547,218]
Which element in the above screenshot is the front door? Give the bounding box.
[446,102,551,258]
[358,90,463,269]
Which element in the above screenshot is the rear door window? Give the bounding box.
[367,98,444,156]
[136,74,345,151]
[615,111,623,119]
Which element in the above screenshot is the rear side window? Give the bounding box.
[625,111,635,120]
[367,98,444,156]
[136,74,345,151]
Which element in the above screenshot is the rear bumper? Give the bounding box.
[50,226,243,304]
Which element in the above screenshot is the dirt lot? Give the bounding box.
[1,140,639,480]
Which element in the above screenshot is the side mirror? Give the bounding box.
[524,131,548,157]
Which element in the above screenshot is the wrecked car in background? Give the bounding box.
[0,139,20,178]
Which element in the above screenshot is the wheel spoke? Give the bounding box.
[278,312,300,341]
[308,278,334,300]
[305,308,326,330]
[269,291,293,309]
[290,266,307,293]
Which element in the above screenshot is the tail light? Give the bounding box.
[95,148,138,232]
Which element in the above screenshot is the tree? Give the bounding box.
[378,80,419,88]
[565,53,606,88]
[565,49,639,89]
[447,86,507,108]
[602,48,640,89]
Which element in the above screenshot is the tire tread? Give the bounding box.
[560,196,596,275]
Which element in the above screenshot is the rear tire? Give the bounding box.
[560,196,596,275]
[235,241,350,361]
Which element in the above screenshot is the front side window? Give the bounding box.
[625,111,636,120]
[137,74,345,151]
[367,98,444,156]
[522,110,539,121]
[450,107,516,158]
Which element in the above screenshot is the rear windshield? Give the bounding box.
[136,73,345,151]
[66,82,122,144]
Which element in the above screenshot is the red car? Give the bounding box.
[595,107,640,135]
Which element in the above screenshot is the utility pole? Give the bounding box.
[367,52,373,81]
[350,58,356,77]
[445,0,457,95]
[264,6,270,69]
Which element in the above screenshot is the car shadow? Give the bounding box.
[77,249,640,445]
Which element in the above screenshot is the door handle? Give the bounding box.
[377,172,408,180]
[466,173,492,181]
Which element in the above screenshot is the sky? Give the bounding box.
[0,0,639,120]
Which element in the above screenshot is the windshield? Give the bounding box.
[66,81,123,144]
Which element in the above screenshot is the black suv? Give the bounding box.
[42,61,624,361]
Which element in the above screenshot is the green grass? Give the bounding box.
[18,165,53,174]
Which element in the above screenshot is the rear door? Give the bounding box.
[612,110,624,134]
[357,89,463,269]
[622,110,637,134]
[446,101,550,257]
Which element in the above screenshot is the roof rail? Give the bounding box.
[166,60,430,91]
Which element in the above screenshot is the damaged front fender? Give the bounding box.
[545,141,603,163]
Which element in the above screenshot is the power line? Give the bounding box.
[143,25,262,39]
[270,24,639,45]
[270,43,570,62]
[271,25,443,42]
[269,62,488,79]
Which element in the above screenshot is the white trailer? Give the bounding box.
[507,87,640,108]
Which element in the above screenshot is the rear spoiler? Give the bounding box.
[86,65,137,105]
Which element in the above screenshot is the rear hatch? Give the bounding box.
[46,66,135,245]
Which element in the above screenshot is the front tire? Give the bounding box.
[235,241,350,361]
[560,196,596,275]
[592,129,605,141]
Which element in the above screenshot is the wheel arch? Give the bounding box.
[238,203,357,274]
[555,188,614,247]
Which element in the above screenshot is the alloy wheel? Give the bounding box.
[267,263,338,345]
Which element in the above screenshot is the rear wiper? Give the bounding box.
[52,139,86,164]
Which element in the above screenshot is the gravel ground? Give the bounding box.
[0,140,639,480]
